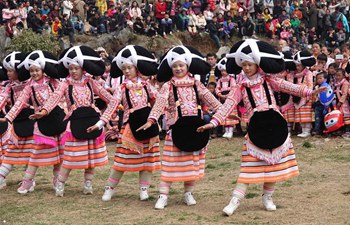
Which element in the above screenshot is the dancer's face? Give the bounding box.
[7,69,18,81]
[172,61,188,78]
[241,61,258,77]
[29,65,44,81]
[121,63,137,80]
[69,64,83,80]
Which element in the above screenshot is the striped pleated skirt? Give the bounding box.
[294,101,313,123]
[282,108,295,123]
[28,136,64,167]
[223,109,240,126]
[2,129,33,165]
[237,144,299,184]
[160,131,206,183]
[61,133,108,170]
[113,126,161,172]
[0,138,7,165]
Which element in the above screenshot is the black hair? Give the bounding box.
[206,53,217,58]
[316,72,328,79]
[317,53,327,62]
[328,63,338,69]
[336,68,345,76]
[208,82,217,87]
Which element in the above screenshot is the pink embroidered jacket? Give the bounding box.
[5,77,60,123]
[104,78,157,125]
[148,76,222,128]
[42,75,115,124]
[334,78,350,117]
[211,72,313,126]
[0,80,30,115]
[215,75,236,95]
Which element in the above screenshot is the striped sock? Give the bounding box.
[233,183,248,200]
[159,181,171,196]
[23,166,38,180]
[0,163,13,178]
[139,171,151,188]
[53,164,60,177]
[58,168,71,183]
[184,181,196,193]
[287,123,293,133]
[107,170,123,188]
[263,183,276,195]
[84,169,94,181]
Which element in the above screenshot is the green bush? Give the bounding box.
[6,30,61,56]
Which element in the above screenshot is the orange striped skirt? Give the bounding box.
[237,144,299,184]
[28,136,64,167]
[294,101,313,123]
[113,126,161,172]
[160,131,206,183]
[61,132,108,170]
[2,129,33,165]
[282,108,295,123]
[223,109,239,126]
[344,117,350,125]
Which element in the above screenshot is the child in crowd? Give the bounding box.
[334,68,350,136]
[215,57,239,139]
[292,51,315,138]
[312,72,328,135]
[197,39,326,215]
[138,46,222,210]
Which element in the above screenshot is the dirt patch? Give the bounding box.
[0,136,349,225]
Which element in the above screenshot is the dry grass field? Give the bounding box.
[0,136,349,225]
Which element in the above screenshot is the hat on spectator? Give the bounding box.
[293,50,316,67]
[157,45,211,82]
[111,45,158,78]
[214,57,227,78]
[1,51,27,81]
[18,50,59,81]
[226,39,285,74]
[58,45,105,78]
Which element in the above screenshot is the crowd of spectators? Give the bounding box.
[1,0,350,49]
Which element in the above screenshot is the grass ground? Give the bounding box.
[0,136,349,225]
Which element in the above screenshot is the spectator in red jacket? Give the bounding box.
[155,0,166,23]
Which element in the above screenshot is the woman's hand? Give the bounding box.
[87,124,99,133]
[197,123,214,132]
[312,86,328,97]
[0,118,7,123]
[29,110,48,120]
[136,121,152,132]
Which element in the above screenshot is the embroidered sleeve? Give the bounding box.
[42,81,68,113]
[269,77,312,97]
[147,83,158,104]
[305,71,313,89]
[100,86,121,124]
[5,84,31,123]
[0,87,10,111]
[148,82,170,121]
[211,85,242,125]
[50,78,61,89]
[196,80,222,112]
[340,81,349,104]
[91,79,113,103]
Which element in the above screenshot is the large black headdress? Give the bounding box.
[293,51,316,67]
[214,57,228,79]
[1,52,27,81]
[18,50,59,81]
[282,51,296,71]
[157,45,211,82]
[226,39,285,74]
[58,45,105,78]
[110,45,158,78]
